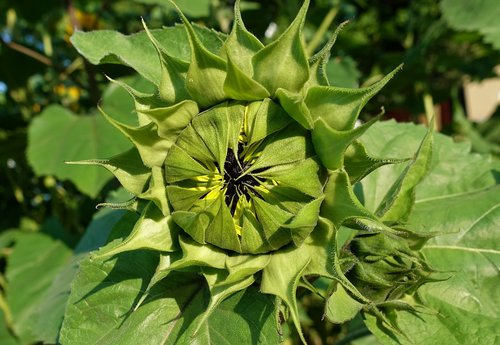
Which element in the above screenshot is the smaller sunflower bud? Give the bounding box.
[346,232,437,303]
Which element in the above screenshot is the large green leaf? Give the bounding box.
[5,227,72,344]
[359,120,497,212]
[30,189,132,344]
[441,0,500,50]
[27,105,131,198]
[59,252,279,345]
[359,121,499,344]
[71,25,225,85]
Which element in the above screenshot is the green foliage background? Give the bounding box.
[0,0,498,344]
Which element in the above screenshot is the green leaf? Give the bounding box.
[30,189,132,344]
[252,0,310,95]
[71,25,225,85]
[359,121,497,212]
[27,105,131,198]
[275,88,313,129]
[326,56,361,88]
[441,0,500,50]
[326,283,363,324]
[224,55,270,100]
[321,170,388,232]
[59,252,279,345]
[5,229,72,344]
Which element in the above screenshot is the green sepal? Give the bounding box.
[66,147,151,195]
[245,99,292,146]
[252,197,294,250]
[284,196,324,247]
[220,0,264,74]
[244,124,312,174]
[192,273,255,335]
[203,194,242,253]
[312,115,379,170]
[141,18,190,104]
[172,211,209,244]
[325,283,363,324]
[306,64,402,131]
[164,144,213,183]
[240,205,268,254]
[99,106,170,167]
[173,235,227,270]
[376,123,434,222]
[92,201,179,259]
[307,21,348,88]
[275,88,314,129]
[254,157,325,198]
[252,0,310,95]
[190,103,230,171]
[172,2,228,108]
[140,100,198,140]
[193,254,271,334]
[344,140,409,183]
[139,166,169,215]
[166,185,211,210]
[105,76,163,126]
[261,248,311,345]
[223,55,270,100]
[321,170,387,230]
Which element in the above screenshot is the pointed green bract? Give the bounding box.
[252,0,310,95]
[344,141,408,183]
[141,100,198,140]
[312,115,379,170]
[376,124,434,222]
[307,21,349,88]
[172,2,228,108]
[67,148,151,195]
[100,107,170,167]
[93,201,179,258]
[142,18,191,104]
[306,65,402,131]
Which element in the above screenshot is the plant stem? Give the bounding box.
[306,7,339,56]
[3,41,52,66]
[423,92,439,130]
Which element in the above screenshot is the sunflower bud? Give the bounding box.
[72,0,436,342]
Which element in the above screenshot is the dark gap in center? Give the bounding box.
[223,145,259,214]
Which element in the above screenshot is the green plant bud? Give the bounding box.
[73,0,439,342]
[346,232,437,302]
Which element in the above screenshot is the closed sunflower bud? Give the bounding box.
[72,0,437,342]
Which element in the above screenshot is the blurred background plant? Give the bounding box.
[0,0,498,344]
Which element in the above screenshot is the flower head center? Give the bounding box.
[223,145,259,213]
